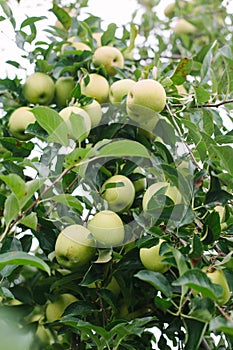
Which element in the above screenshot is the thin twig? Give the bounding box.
[216,304,232,321]
[166,103,201,169]
[172,99,233,109]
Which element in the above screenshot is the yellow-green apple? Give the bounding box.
[109,79,136,105]
[59,105,91,141]
[203,267,231,306]
[87,210,124,247]
[92,46,124,76]
[80,73,109,104]
[126,79,166,123]
[46,293,77,322]
[62,37,92,53]
[173,19,197,35]
[132,166,147,193]
[8,106,36,140]
[164,2,175,17]
[81,99,102,128]
[92,32,103,47]
[23,72,55,105]
[142,181,183,211]
[55,225,96,270]
[139,239,170,273]
[55,76,76,107]
[101,174,135,213]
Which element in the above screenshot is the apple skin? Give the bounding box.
[8,106,36,140]
[55,225,96,270]
[142,181,183,211]
[23,72,55,105]
[126,79,166,123]
[55,76,76,108]
[80,73,109,104]
[204,268,231,306]
[87,210,125,248]
[59,106,91,141]
[81,99,103,128]
[46,293,77,322]
[62,37,92,53]
[101,174,135,213]
[92,46,124,76]
[164,2,175,18]
[109,79,136,105]
[173,19,197,35]
[132,167,147,193]
[140,239,170,273]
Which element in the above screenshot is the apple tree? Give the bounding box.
[0,0,233,349]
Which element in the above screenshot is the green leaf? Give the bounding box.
[194,86,210,104]
[0,174,26,199]
[20,212,38,231]
[209,316,233,335]
[0,1,16,28]
[19,179,45,210]
[184,318,207,350]
[134,270,172,298]
[50,3,72,30]
[172,268,223,301]
[4,193,20,226]
[97,139,150,159]
[32,106,70,146]
[101,23,117,45]
[20,16,46,29]
[0,137,34,158]
[48,194,83,213]
[200,41,217,83]
[171,58,193,85]
[0,251,50,275]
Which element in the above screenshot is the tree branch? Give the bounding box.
[172,99,233,109]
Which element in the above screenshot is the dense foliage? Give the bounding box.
[0,0,233,349]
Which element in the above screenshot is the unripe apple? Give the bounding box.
[80,73,109,104]
[59,106,91,141]
[46,293,77,322]
[173,19,197,35]
[109,79,136,105]
[101,174,135,213]
[87,210,124,247]
[140,239,170,273]
[126,79,166,123]
[55,76,76,108]
[204,268,231,306]
[92,46,124,76]
[23,72,55,105]
[164,2,175,18]
[92,32,103,47]
[8,106,36,140]
[55,225,96,270]
[142,181,183,212]
[132,167,147,193]
[62,37,92,53]
[81,99,102,128]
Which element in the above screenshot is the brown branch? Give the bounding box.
[216,304,232,321]
[172,99,233,109]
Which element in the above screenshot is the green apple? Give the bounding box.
[46,293,77,322]
[36,324,53,345]
[132,167,147,193]
[109,79,136,105]
[92,32,103,47]
[62,37,92,53]
[55,76,76,107]
[23,72,55,105]
[173,19,197,35]
[55,225,96,270]
[140,239,170,273]
[142,181,183,211]
[8,106,36,140]
[92,46,124,76]
[204,268,231,306]
[80,73,109,104]
[87,210,124,247]
[101,174,135,213]
[59,106,91,141]
[81,99,102,128]
[126,79,166,123]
